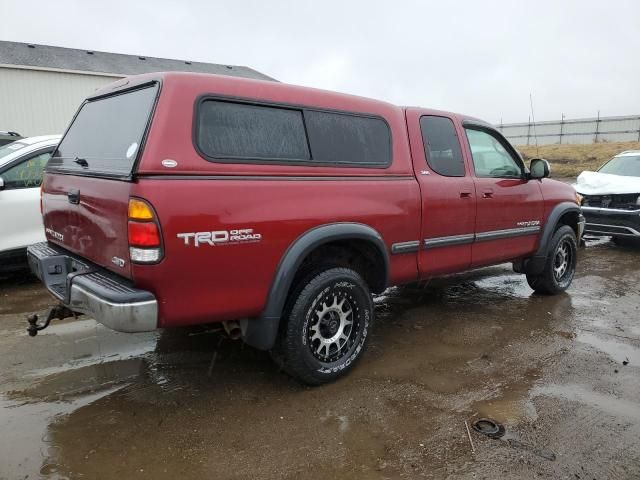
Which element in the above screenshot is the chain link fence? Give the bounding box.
[497,114,640,146]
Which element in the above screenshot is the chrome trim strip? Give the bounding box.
[391,240,420,254]
[582,206,640,215]
[423,226,541,249]
[424,233,475,249]
[475,226,540,242]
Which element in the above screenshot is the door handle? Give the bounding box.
[459,191,472,198]
[67,189,80,204]
[482,190,494,199]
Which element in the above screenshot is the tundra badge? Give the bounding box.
[45,228,64,241]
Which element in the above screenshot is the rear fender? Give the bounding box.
[241,223,388,350]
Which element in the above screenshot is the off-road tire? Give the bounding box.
[526,225,577,295]
[273,267,373,385]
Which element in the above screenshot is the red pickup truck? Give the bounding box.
[27,72,584,384]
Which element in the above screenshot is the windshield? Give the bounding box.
[0,141,28,162]
[48,83,158,177]
[598,155,640,177]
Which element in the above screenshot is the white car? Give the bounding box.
[0,135,61,269]
[575,150,640,245]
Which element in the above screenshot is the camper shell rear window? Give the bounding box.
[48,83,159,177]
[194,97,392,168]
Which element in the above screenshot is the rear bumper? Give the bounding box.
[581,206,640,238]
[27,242,157,332]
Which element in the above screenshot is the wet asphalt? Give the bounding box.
[0,237,639,480]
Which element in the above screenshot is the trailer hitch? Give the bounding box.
[27,305,76,337]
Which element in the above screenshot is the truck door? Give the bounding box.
[406,109,476,277]
[461,123,544,267]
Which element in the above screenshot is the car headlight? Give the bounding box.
[576,193,584,206]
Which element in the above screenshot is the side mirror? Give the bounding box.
[0,176,4,191]
[529,158,550,179]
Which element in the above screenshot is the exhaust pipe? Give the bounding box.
[222,320,242,340]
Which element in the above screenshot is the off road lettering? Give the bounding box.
[177,228,261,247]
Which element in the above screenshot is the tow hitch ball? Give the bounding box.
[27,305,75,337]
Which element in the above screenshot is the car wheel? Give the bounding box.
[274,267,373,385]
[526,225,577,295]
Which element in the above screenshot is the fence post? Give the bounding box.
[526,116,531,146]
[594,110,600,143]
[559,113,564,144]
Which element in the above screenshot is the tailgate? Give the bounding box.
[42,173,132,277]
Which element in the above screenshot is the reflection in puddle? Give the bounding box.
[473,273,533,299]
[0,386,125,478]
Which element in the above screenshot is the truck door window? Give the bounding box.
[419,116,465,177]
[465,128,522,178]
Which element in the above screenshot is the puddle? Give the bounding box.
[576,331,640,365]
[0,386,125,479]
[471,370,541,424]
[532,383,640,419]
[12,359,145,403]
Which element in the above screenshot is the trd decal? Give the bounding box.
[516,220,541,227]
[177,228,262,247]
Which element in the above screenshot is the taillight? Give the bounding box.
[40,183,44,215]
[128,198,163,263]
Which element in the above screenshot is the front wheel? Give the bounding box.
[274,267,373,385]
[526,225,577,295]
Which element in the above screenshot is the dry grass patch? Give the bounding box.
[517,141,640,177]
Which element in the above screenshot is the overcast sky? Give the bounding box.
[2,0,638,123]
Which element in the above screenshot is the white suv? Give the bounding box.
[0,135,61,270]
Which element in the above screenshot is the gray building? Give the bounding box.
[0,41,275,136]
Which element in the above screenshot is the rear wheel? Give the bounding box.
[273,267,373,385]
[526,225,577,295]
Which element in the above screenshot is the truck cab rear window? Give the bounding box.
[49,84,158,176]
[195,100,391,167]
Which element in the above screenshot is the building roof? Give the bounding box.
[0,40,276,81]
